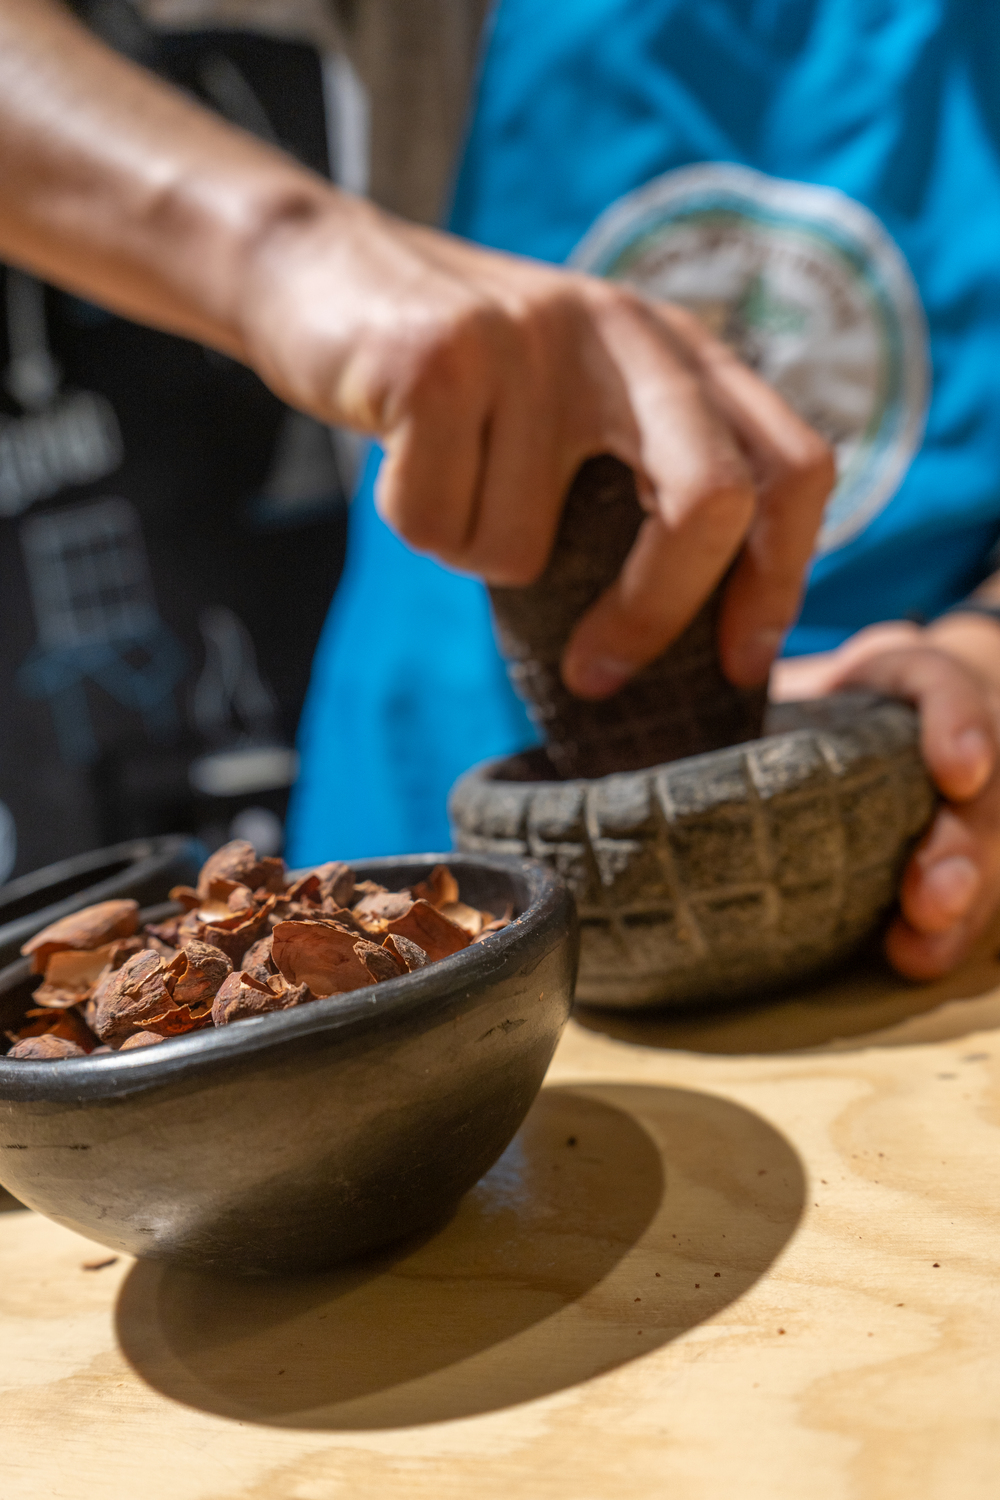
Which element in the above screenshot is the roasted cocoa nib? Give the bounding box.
[8,842,512,1058]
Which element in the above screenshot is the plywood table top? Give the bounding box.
[3,930,1000,1500]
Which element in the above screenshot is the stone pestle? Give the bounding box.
[488,454,768,780]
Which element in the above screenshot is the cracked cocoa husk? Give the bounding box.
[382,933,429,971]
[119,1031,167,1051]
[212,970,311,1025]
[21,899,140,974]
[383,900,472,962]
[31,936,144,1009]
[8,841,512,1059]
[411,864,460,908]
[8,1034,87,1060]
[7,1003,99,1053]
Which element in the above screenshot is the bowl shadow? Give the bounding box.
[115,1081,804,1430]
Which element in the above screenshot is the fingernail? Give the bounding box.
[953,727,992,792]
[923,855,981,919]
[727,628,784,686]
[567,655,635,698]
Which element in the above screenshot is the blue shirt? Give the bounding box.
[287,0,1000,862]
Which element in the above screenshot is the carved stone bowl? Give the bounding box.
[450,693,935,1010]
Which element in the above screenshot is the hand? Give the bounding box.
[240,203,835,697]
[771,614,1000,979]
[0,0,833,694]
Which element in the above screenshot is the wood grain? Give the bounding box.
[2,923,1000,1499]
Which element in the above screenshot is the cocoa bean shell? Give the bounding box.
[384,900,471,962]
[21,899,140,973]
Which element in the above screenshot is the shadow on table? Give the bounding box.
[574,913,1000,1056]
[116,1082,803,1430]
[0,1186,27,1213]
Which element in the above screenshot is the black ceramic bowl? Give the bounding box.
[0,853,577,1276]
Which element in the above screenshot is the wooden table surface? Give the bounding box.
[3,926,1000,1500]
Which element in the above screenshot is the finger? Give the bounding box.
[454,309,618,585]
[897,807,982,934]
[769,650,845,701]
[648,304,836,685]
[562,306,757,696]
[562,494,752,699]
[768,624,924,702]
[837,647,996,802]
[887,774,1000,978]
[373,350,492,562]
[884,913,975,981]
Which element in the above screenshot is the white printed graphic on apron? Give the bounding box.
[573,163,929,554]
[17,497,186,764]
[0,271,122,518]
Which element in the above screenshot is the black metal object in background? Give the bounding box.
[0,833,202,970]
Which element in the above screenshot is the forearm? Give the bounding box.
[0,0,355,356]
[0,0,835,694]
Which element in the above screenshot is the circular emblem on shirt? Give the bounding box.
[572,163,929,555]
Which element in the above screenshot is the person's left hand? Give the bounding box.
[770,612,1000,979]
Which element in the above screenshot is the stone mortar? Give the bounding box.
[451,458,937,1009]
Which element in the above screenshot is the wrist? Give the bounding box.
[205,170,351,359]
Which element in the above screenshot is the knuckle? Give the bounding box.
[375,473,452,556]
[477,532,548,588]
[486,555,545,588]
[686,473,756,536]
[394,302,502,410]
[786,432,837,491]
[579,276,650,326]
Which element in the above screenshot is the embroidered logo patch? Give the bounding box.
[573,163,929,554]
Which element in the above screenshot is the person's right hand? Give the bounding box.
[239,202,835,698]
[0,0,833,692]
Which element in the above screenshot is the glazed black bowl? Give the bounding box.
[0,853,577,1276]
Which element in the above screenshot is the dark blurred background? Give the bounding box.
[0,18,355,880]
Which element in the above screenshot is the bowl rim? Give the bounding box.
[0,851,572,1102]
[450,690,915,790]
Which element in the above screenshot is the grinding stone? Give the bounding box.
[489,456,766,779]
[450,693,935,1009]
